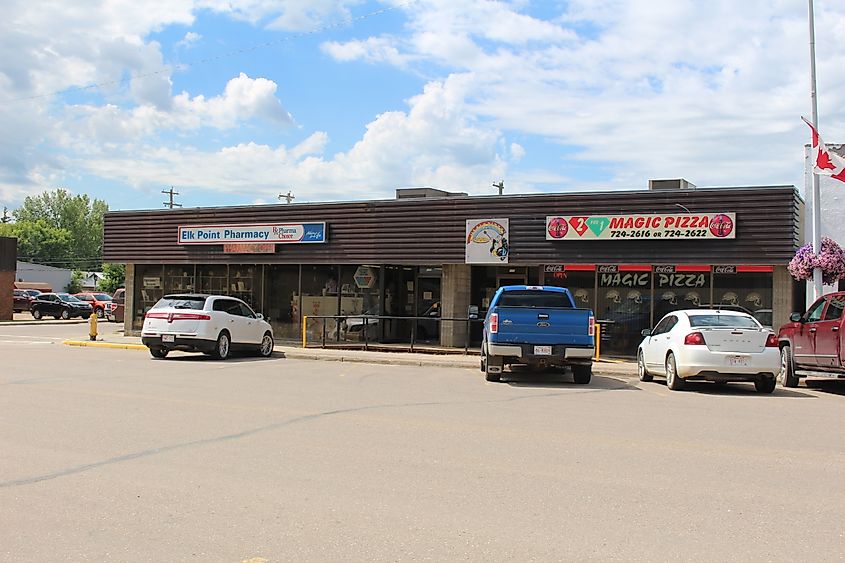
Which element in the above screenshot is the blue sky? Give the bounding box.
[2,0,845,212]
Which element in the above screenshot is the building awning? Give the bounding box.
[14,281,52,291]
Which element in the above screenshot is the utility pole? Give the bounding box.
[162,187,182,209]
[808,0,823,302]
[492,181,504,196]
[1,207,10,223]
[279,190,295,204]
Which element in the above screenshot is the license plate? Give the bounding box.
[728,355,748,367]
[534,345,552,355]
[162,334,175,343]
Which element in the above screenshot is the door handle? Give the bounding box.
[833,326,840,332]
[809,328,816,333]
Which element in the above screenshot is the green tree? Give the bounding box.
[67,270,85,294]
[12,189,108,270]
[98,263,125,293]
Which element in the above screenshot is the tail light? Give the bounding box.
[489,313,499,334]
[684,332,706,345]
[145,312,211,322]
[765,333,779,348]
[588,315,595,337]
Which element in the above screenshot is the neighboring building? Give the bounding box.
[15,261,72,294]
[81,271,105,290]
[103,181,803,356]
[0,238,17,320]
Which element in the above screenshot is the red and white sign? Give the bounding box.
[803,117,845,184]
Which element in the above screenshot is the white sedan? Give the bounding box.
[637,309,780,393]
[141,294,274,360]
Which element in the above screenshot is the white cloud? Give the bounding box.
[176,32,202,49]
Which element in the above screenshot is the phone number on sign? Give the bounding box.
[608,229,709,238]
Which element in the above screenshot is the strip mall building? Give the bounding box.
[103,180,804,356]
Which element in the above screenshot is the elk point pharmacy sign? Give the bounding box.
[178,223,327,245]
[546,213,736,240]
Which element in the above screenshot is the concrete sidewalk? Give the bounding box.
[63,331,638,377]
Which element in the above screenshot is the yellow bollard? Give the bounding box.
[594,322,601,362]
[89,310,98,341]
[302,315,308,348]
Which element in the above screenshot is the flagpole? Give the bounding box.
[809,0,823,301]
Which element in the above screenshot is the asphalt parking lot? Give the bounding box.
[2,320,845,561]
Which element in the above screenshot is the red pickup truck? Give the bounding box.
[778,292,845,387]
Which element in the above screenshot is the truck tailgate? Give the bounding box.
[494,307,594,347]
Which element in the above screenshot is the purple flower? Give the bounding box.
[789,237,845,284]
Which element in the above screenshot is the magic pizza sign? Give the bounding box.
[545,213,735,240]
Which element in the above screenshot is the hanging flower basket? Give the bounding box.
[788,237,845,285]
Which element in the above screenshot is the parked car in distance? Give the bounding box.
[74,292,113,318]
[141,294,274,360]
[13,289,35,312]
[481,285,595,383]
[638,309,780,393]
[777,292,845,387]
[106,288,125,323]
[30,292,94,320]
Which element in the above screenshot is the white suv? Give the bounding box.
[141,294,274,360]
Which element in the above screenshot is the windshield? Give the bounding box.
[688,314,760,329]
[497,290,574,308]
[94,294,112,301]
[152,296,206,310]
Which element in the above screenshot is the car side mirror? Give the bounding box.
[789,312,802,323]
[641,328,652,337]
[255,313,264,320]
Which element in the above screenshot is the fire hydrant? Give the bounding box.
[89,310,98,341]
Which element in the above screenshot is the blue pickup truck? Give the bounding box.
[481,286,595,383]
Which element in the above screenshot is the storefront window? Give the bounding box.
[133,265,164,330]
[654,268,710,321]
[340,265,382,344]
[264,265,300,341]
[713,270,773,327]
[229,264,263,311]
[301,265,341,343]
[543,269,595,310]
[596,268,651,357]
[197,265,228,295]
[163,265,195,294]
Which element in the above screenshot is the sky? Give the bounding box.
[1,0,845,212]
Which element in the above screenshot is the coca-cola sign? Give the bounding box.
[714,265,737,275]
[653,265,676,274]
[597,265,618,274]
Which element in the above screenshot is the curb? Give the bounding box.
[63,340,148,351]
[1,320,89,327]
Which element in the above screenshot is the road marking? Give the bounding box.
[0,340,54,345]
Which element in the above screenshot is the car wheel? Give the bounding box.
[666,353,685,391]
[150,347,169,359]
[32,309,43,320]
[755,377,776,394]
[95,307,104,318]
[637,350,653,382]
[779,345,799,388]
[572,364,592,384]
[485,351,503,382]
[258,332,274,357]
[213,331,231,360]
[60,309,70,320]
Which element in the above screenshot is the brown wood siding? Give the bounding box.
[103,186,802,265]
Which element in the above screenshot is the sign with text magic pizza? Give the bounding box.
[545,213,735,241]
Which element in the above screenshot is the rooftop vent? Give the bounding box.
[648,178,696,191]
[395,187,468,199]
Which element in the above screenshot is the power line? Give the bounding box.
[162,187,182,209]
[1,1,416,105]
[279,190,295,204]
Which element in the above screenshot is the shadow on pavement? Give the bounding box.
[503,370,639,391]
[803,379,845,396]
[648,380,814,398]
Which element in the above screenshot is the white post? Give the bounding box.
[809,0,823,301]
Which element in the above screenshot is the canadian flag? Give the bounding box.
[803,116,845,183]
